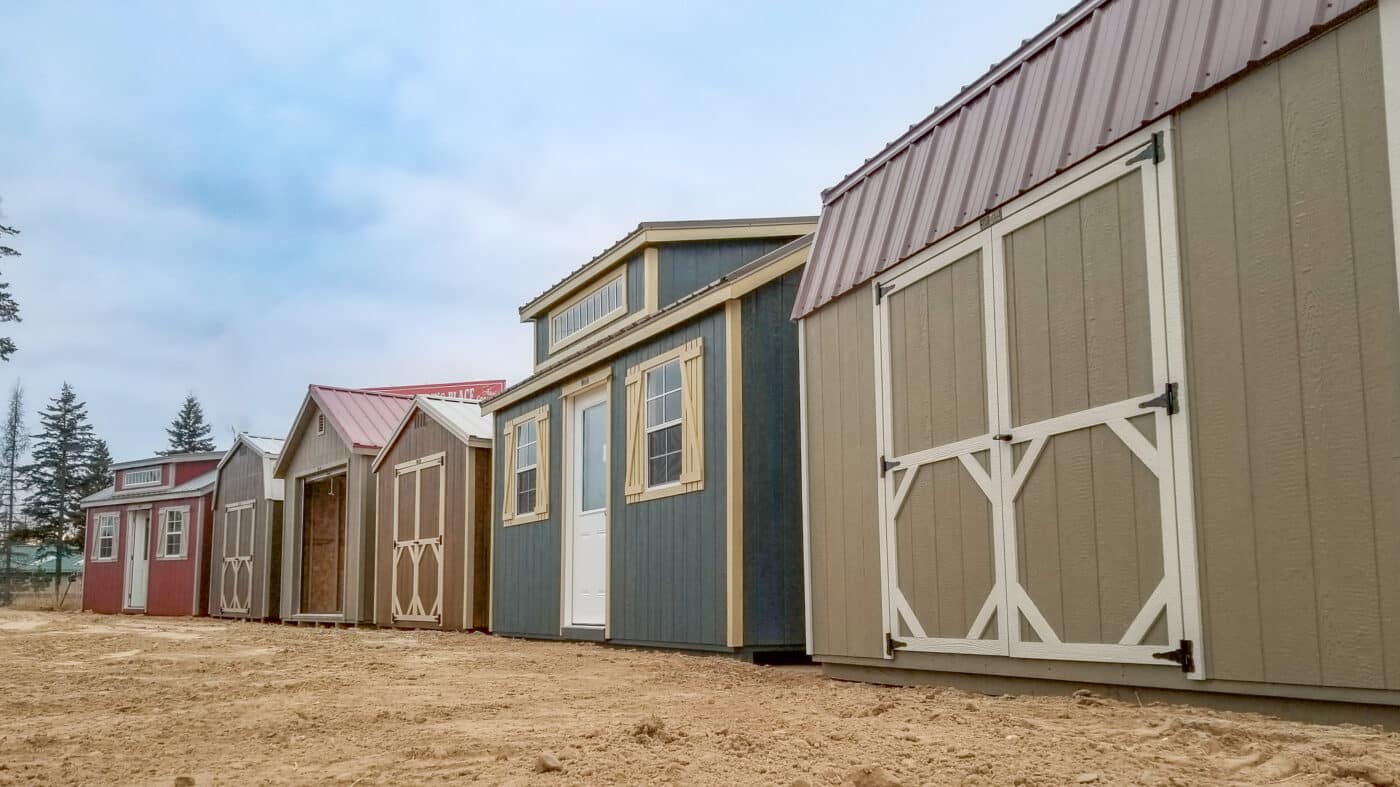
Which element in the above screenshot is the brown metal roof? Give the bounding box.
[793,0,1369,319]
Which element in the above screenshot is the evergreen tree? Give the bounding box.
[83,438,112,498]
[0,204,23,361]
[21,383,98,597]
[0,381,26,604]
[163,393,215,454]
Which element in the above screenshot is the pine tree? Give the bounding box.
[83,438,112,498]
[21,383,98,598]
[0,381,26,605]
[0,204,23,361]
[163,393,215,454]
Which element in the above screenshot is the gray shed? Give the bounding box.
[796,0,1400,722]
[209,433,285,620]
[482,218,815,658]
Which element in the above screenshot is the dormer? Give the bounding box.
[519,217,816,370]
[110,451,225,493]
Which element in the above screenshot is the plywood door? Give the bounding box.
[220,502,255,614]
[875,135,1198,671]
[392,454,444,624]
[301,474,346,615]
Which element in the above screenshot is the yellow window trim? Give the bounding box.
[623,337,704,504]
[501,404,551,525]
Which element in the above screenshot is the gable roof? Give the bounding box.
[792,0,1369,319]
[81,469,217,508]
[215,433,286,502]
[273,385,414,477]
[111,451,224,471]
[371,395,494,472]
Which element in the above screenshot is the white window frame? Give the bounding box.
[502,405,550,526]
[157,506,190,560]
[93,513,119,561]
[122,467,162,488]
[548,271,627,353]
[643,359,683,490]
[514,419,539,516]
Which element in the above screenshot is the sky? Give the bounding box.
[2,1,1065,460]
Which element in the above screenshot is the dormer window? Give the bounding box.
[122,467,161,488]
[549,273,625,351]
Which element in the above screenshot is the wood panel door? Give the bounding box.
[219,502,255,615]
[301,473,346,615]
[874,132,1201,674]
[392,453,445,624]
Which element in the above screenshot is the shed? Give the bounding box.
[371,395,493,631]
[482,218,815,658]
[795,0,1400,721]
[208,433,285,620]
[274,385,413,624]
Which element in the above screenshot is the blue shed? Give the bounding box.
[482,217,816,658]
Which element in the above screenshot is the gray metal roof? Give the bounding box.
[111,450,224,471]
[80,469,217,507]
[792,0,1369,319]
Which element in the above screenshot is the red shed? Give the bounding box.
[79,451,222,616]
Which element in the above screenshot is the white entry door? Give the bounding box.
[568,389,608,627]
[124,511,150,610]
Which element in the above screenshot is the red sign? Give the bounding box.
[361,379,506,401]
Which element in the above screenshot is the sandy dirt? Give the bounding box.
[1,610,1397,786]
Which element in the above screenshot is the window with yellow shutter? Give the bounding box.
[501,405,551,525]
[624,337,704,503]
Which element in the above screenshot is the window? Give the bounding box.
[550,274,625,349]
[644,360,683,487]
[624,338,704,503]
[502,405,550,524]
[316,413,326,436]
[514,419,538,515]
[94,513,119,561]
[123,467,161,488]
[159,508,188,559]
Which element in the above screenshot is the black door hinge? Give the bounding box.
[993,433,1014,442]
[875,282,894,304]
[1127,131,1164,166]
[1138,382,1179,415]
[886,632,907,652]
[1152,639,1194,673]
[879,455,901,478]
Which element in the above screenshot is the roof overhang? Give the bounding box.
[272,387,350,479]
[371,396,493,473]
[111,451,224,471]
[518,217,817,321]
[485,234,813,415]
[80,477,216,509]
[214,434,285,503]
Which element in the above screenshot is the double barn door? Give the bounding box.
[875,137,1199,672]
[220,502,256,615]
[392,453,446,624]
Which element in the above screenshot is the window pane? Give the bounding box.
[581,403,606,511]
[646,398,663,429]
[666,425,681,454]
[646,367,664,397]
[663,359,681,391]
[517,488,535,514]
[665,451,681,484]
[662,390,681,423]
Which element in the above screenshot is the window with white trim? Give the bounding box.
[501,405,550,525]
[550,274,625,348]
[94,513,119,561]
[123,467,161,488]
[514,419,538,515]
[644,360,683,487]
[159,508,188,558]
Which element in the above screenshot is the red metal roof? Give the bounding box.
[792,0,1369,319]
[360,379,506,400]
[310,385,414,451]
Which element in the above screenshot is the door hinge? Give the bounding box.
[1152,639,1195,673]
[993,433,1014,442]
[886,632,907,652]
[1127,131,1164,166]
[879,455,901,478]
[875,282,894,304]
[1138,382,1179,415]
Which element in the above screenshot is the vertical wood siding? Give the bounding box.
[492,390,564,637]
[803,288,885,659]
[1177,11,1400,690]
[533,252,647,367]
[741,269,807,647]
[607,310,728,647]
[210,443,276,619]
[657,239,795,309]
[373,414,473,630]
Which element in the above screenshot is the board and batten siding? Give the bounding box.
[606,310,729,648]
[210,442,279,619]
[534,252,647,366]
[373,414,477,630]
[1175,9,1400,692]
[657,238,794,310]
[740,269,807,647]
[802,8,1400,703]
[802,286,885,660]
[492,388,564,638]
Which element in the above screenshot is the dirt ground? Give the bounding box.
[1,610,1398,786]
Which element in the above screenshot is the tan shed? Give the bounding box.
[371,395,493,631]
[209,434,285,620]
[797,0,1400,722]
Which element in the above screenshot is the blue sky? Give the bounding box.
[2,1,1064,459]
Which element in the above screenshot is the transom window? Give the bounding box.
[160,509,187,558]
[551,274,624,348]
[95,514,118,560]
[645,359,683,487]
[123,467,161,487]
[514,419,538,515]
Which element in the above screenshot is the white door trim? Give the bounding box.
[562,381,610,631]
[123,510,150,611]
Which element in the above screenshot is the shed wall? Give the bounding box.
[210,442,276,619]
[657,238,794,309]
